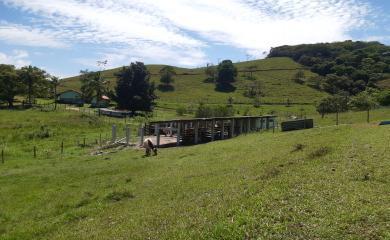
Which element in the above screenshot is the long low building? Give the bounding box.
[144,115,277,147]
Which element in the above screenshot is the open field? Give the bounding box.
[0,108,389,239]
[60,57,327,104]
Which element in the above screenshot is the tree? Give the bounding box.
[18,65,47,104]
[50,76,60,110]
[0,64,22,107]
[316,94,349,122]
[205,63,216,82]
[79,70,107,103]
[159,66,176,86]
[244,80,264,98]
[245,65,257,80]
[115,62,156,113]
[293,70,305,84]
[216,60,237,85]
[349,90,378,123]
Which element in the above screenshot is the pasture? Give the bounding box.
[0,108,389,239]
[60,57,327,105]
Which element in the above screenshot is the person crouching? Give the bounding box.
[143,138,158,156]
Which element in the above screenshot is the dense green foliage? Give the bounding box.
[216,60,237,86]
[159,66,176,86]
[268,41,390,94]
[79,70,108,103]
[0,64,50,107]
[316,94,349,118]
[376,90,390,106]
[114,62,156,112]
[349,90,379,122]
[18,65,49,104]
[0,64,21,107]
[195,102,235,118]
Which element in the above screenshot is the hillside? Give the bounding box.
[60,57,328,104]
[0,109,389,239]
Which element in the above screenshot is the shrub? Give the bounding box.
[195,103,234,118]
[377,90,390,106]
[26,125,51,139]
[308,146,331,159]
[291,143,305,152]
[176,106,187,116]
[105,190,134,202]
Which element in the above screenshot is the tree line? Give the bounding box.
[0,64,58,108]
[268,40,390,95]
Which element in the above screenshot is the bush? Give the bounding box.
[176,106,187,116]
[26,125,51,139]
[195,103,234,118]
[377,90,390,106]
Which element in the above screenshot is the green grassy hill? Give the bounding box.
[0,109,389,239]
[60,57,328,104]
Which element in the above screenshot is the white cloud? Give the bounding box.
[0,49,31,67]
[0,22,68,48]
[2,0,375,65]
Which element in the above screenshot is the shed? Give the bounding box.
[57,90,84,105]
[91,95,110,108]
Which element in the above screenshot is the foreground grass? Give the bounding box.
[0,109,389,239]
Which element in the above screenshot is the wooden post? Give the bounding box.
[1,149,4,164]
[125,125,130,145]
[194,121,199,144]
[211,119,215,141]
[99,133,102,147]
[239,119,243,135]
[177,122,181,146]
[83,137,86,146]
[266,117,270,130]
[139,126,145,146]
[112,125,117,143]
[34,146,36,158]
[155,124,160,147]
[221,120,224,140]
[61,141,64,154]
[230,119,235,138]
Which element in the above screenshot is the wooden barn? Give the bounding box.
[56,90,84,105]
[91,95,110,108]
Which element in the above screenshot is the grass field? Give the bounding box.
[0,108,389,239]
[60,57,327,104]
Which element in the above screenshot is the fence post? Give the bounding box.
[125,125,130,145]
[1,149,4,164]
[34,146,37,158]
[112,125,117,143]
[139,126,144,146]
[99,133,102,147]
[61,141,64,154]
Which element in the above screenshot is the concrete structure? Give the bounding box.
[98,108,132,118]
[146,115,277,148]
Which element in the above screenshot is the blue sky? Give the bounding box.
[0,0,389,78]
